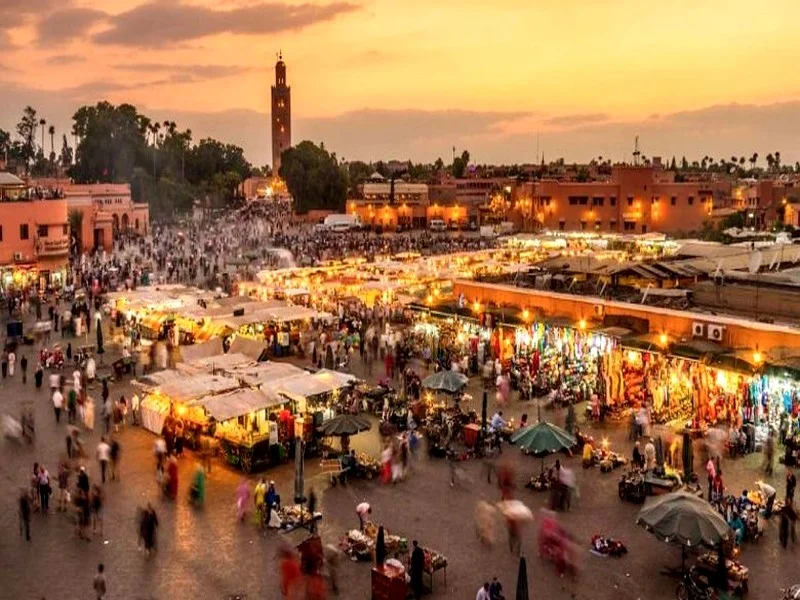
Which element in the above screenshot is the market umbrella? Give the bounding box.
[421,370,468,394]
[682,432,694,481]
[375,526,386,566]
[294,438,305,504]
[512,421,576,473]
[96,324,104,355]
[636,490,730,565]
[516,555,529,600]
[316,414,372,437]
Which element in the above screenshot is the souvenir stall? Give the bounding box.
[516,320,611,401]
[138,373,240,434]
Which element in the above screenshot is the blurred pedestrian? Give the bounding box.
[764,429,775,476]
[236,478,249,521]
[139,503,158,556]
[8,349,15,377]
[18,487,31,541]
[109,437,120,482]
[278,544,301,599]
[52,386,64,423]
[90,484,104,536]
[93,563,107,600]
[34,362,43,389]
[787,468,796,504]
[96,437,111,484]
[20,355,27,384]
[38,465,51,513]
[410,540,425,599]
[57,461,70,512]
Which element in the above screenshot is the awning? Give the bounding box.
[193,387,284,422]
[670,339,726,361]
[158,373,240,403]
[621,333,672,354]
[228,336,268,361]
[179,338,224,363]
[710,349,762,375]
[233,361,307,387]
[177,352,254,375]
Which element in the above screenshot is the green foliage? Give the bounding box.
[451,150,470,178]
[279,141,347,214]
[16,106,38,175]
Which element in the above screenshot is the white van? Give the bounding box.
[322,214,362,232]
[429,219,446,232]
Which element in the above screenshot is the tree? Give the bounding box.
[750,153,758,170]
[48,125,56,173]
[68,208,84,255]
[346,160,372,197]
[16,106,39,175]
[451,150,470,178]
[38,118,46,157]
[766,153,775,172]
[60,134,73,167]
[775,151,781,172]
[433,157,444,173]
[279,140,347,214]
[680,156,688,170]
[669,156,676,171]
[0,129,10,162]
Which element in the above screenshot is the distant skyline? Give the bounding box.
[2,0,800,166]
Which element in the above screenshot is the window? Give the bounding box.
[609,196,617,207]
[651,196,659,204]
[592,197,604,206]
[671,196,677,206]
[38,225,48,238]
[610,219,617,230]
[627,196,634,207]
[580,221,587,231]
[0,225,3,241]
[641,224,648,234]
[595,220,602,231]
[623,221,636,231]
[20,224,29,240]
[63,224,68,235]
[558,220,566,231]
[688,196,694,206]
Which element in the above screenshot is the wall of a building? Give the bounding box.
[0,198,68,264]
[452,280,800,350]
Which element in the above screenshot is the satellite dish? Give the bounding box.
[748,250,763,274]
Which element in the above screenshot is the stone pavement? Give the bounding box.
[0,325,797,600]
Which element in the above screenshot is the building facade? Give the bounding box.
[271,53,291,175]
[0,173,69,290]
[525,166,731,234]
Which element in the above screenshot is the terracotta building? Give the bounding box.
[0,173,69,290]
[271,52,291,174]
[523,165,732,234]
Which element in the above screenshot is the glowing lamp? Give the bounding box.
[578,319,587,331]
[659,333,668,346]
[753,351,762,365]
[522,309,530,321]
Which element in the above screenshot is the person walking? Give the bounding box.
[109,437,120,482]
[2,348,8,378]
[764,429,775,476]
[52,386,64,423]
[20,354,27,384]
[90,484,104,535]
[410,540,425,599]
[67,385,77,424]
[34,361,43,389]
[97,437,111,484]
[18,487,31,541]
[139,503,158,556]
[787,468,796,504]
[37,465,51,513]
[93,563,107,600]
[8,349,15,377]
[706,456,717,501]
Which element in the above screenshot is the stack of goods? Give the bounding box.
[277,505,320,530]
[594,449,627,472]
[422,547,448,573]
[590,535,628,557]
[343,529,375,561]
[623,364,645,408]
[696,553,749,590]
[525,471,552,492]
[355,453,382,478]
[618,471,646,503]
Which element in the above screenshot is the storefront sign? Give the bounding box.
[38,237,70,256]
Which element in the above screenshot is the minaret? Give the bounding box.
[271,51,291,175]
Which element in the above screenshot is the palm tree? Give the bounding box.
[775,151,781,171]
[39,118,46,156]
[48,125,55,174]
[766,153,775,172]
[750,153,758,170]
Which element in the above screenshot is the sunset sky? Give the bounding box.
[2,0,800,166]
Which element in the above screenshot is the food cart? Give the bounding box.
[193,387,289,473]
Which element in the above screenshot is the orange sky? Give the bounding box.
[2,0,800,164]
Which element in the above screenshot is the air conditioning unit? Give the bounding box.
[707,324,725,342]
[692,322,706,338]
[13,252,23,261]
[593,304,604,318]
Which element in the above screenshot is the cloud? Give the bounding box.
[0,0,63,27]
[93,1,360,47]
[544,113,610,128]
[45,54,84,66]
[113,62,256,82]
[37,7,107,45]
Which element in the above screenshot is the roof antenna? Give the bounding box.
[633,135,641,166]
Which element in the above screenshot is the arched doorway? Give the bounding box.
[112,214,119,234]
[135,218,140,232]
[121,213,129,231]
